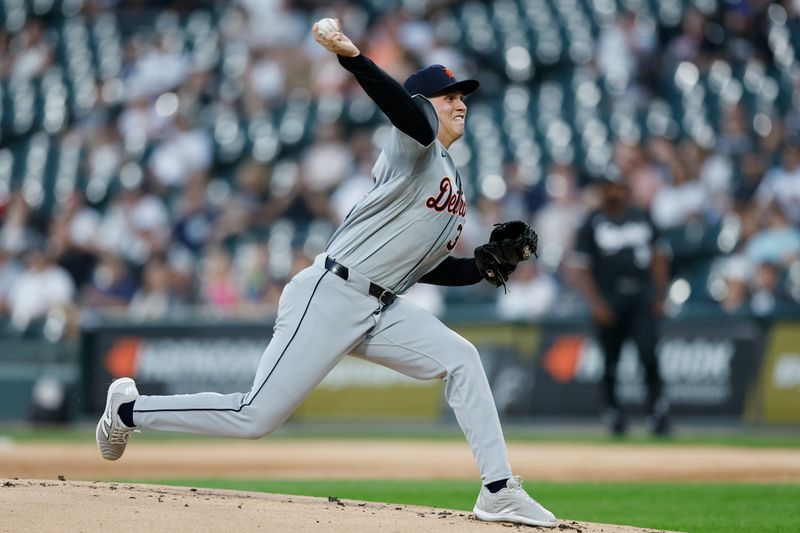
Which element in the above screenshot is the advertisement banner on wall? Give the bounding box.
[526,320,766,416]
[83,316,776,421]
[751,322,800,424]
[83,323,442,420]
[454,319,767,418]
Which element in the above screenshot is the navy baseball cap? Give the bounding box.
[403,65,479,98]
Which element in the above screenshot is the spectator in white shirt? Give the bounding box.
[497,261,558,320]
[755,143,800,224]
[95,185,171,265]
[148,114,213,189]
[8,248,75,330]
[651,159,709,230]
[0,247,21,318]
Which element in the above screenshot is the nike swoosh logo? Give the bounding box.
[101,408,113,438]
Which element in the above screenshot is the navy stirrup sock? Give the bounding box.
[486,479,509,494]
[118,401,135,428]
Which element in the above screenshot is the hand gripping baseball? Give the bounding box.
[313,18,360,57]
[474,221,539,291]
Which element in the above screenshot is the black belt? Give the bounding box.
[324,256,397,306]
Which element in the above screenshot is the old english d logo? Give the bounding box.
[443,66,455,79]
[542,336,585,383]
[104,337,142,377]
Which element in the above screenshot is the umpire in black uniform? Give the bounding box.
[571,175,671,436]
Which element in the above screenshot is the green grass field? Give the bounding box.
[125,478,800,533]
[4,423,800,448]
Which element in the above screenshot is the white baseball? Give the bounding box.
[316,17,339,38]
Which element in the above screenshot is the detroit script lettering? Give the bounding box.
[425,177,467,217]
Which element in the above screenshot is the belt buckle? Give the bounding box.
[378,290,394,306]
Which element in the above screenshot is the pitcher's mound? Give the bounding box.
[1,479,675,532]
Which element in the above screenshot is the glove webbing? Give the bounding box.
[482,248,510,294]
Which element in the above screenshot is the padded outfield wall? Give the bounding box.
[0,314,798,423]
[69,314,800,425]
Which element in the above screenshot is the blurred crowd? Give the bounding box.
[1,0,800,337]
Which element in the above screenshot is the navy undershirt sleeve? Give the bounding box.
[419,257,483,286]
[338,54,435,146]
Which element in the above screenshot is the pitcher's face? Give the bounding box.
[430,91,467,148]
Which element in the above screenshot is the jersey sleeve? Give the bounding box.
[381,95,440,177]
[646,211,672,258]
[337,54,435,146]
[418,256,482,286]
[570,215,595,269]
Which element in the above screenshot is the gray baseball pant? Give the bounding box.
[133,254,513,484]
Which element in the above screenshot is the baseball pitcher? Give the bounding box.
[96,18,555,528]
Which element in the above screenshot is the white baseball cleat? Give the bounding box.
[96,377,139,461]
[473,476,557,528]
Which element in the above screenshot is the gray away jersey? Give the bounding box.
[326,95,467,294]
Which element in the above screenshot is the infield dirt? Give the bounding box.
[1,479,674,533]
[3,438,798,532]
[2,439,799,482]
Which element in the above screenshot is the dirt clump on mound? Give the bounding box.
[1,479,674,533]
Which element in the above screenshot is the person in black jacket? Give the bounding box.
[571,175,671,436]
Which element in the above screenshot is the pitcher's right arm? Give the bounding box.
[313,20,436,146]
